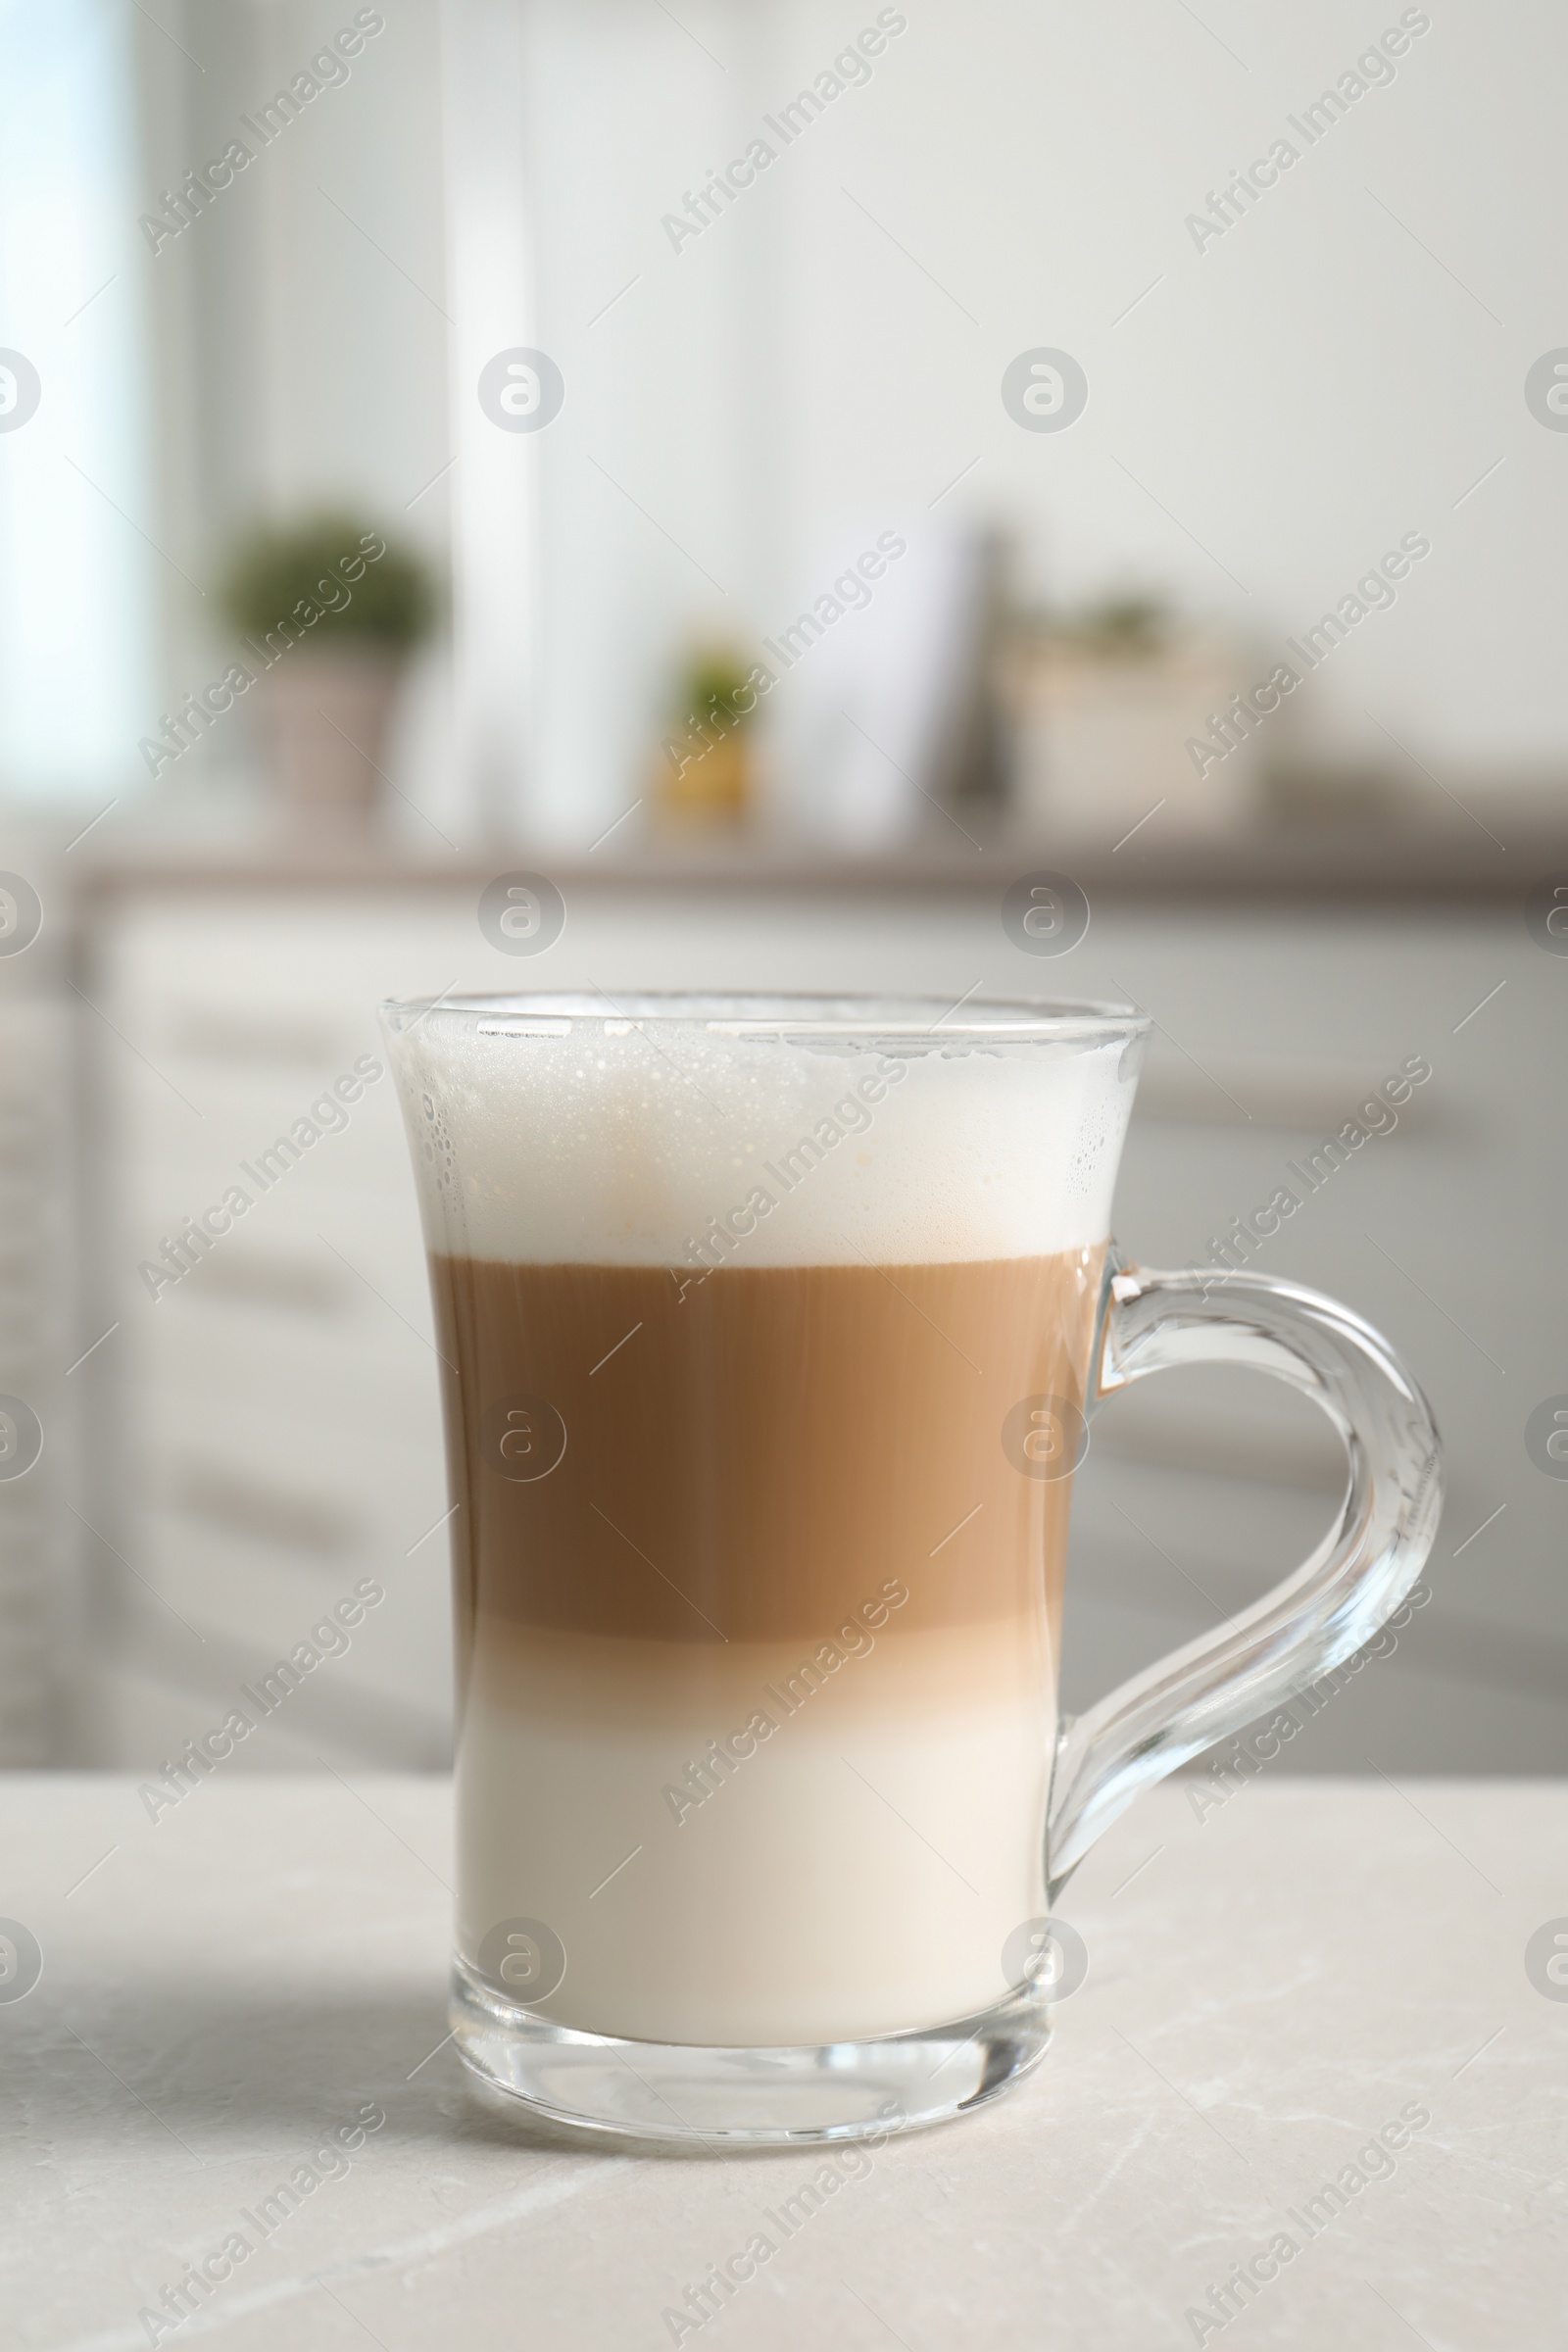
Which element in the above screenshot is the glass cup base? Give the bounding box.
[450,1959,1052,2148]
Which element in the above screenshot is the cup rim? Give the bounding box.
[378,990,1151,1040]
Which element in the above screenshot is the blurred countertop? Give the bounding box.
[3,1772,1560,2348]
[55,805,1568,906]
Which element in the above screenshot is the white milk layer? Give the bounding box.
[456,1620,1056,2045]
[388,998,1137,1267]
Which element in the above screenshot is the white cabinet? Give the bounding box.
[0,994,71,1764]
[77,868,1567,1773]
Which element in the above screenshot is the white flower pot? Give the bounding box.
[252,643,403,819]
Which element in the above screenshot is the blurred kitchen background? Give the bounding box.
[0,0,1563,1779]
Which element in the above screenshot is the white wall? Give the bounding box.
[9,0,1559,828]
[475,0,1567,838]
[135,0,458,835]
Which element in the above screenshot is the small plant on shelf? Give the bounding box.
[220,513,436,653]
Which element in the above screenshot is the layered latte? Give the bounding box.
[400,1004,1134,2045]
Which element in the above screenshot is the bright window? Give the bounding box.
[0,0,155,803]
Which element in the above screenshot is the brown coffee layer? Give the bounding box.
[431,1249,1102,1654]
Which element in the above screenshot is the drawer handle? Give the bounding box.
[172,1250,353,1315]
[167,1013,344,1066]
[171,1462,359,1556]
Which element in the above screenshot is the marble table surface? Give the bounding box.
[3,1774,1563,2351]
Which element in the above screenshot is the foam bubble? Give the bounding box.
[385,1003,1139,1267]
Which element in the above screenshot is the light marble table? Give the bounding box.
[4,1775,1563,2351]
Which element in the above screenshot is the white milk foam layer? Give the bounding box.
[389,1004,1137,1266]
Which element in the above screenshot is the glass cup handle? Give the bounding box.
[1047,1250,1445,1898]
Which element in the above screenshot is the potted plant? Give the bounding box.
[220,514,436,818]
[655,646,760,828]
[1002,591,1268,837]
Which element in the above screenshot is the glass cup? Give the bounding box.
[381,992,1442,2147]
